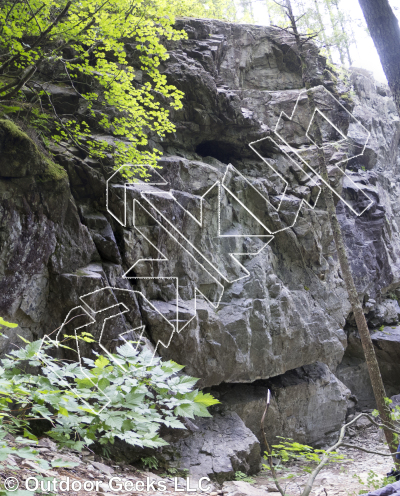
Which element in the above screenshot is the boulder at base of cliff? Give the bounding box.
[336,327,400,409]
[167,412,261,484]
[209,362,352,447]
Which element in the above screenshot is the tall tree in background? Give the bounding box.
[331,0,352,65]
[358,0,400,115]
[312,0,333,63]
[325,0,345,65]
[265,0,354,66]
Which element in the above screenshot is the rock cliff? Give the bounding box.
[1,17,400,480]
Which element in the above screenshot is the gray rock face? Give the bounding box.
[2,17,400,463]
[337,326,400,408]
[168,412,261,483]
[209,362,352,447]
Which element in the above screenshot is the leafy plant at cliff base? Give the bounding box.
[234,471,256,483]
[261,391,400,496]
[372,397,400,447]
[0,333,219,481]
[352,470,397,495]
[263,437,349,492]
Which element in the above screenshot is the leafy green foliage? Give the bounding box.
[234,471,255,483]
[0,317,18,338]
[269,437,347,466]
[352,470,397,494]
[0,0,240,178]
[141,455,159,470]
[0,317,18,329]
[0,336,219,452]
[0,0,188,175]
[263,437,349,484]
[372,397,400,446]
[169,0,237,21]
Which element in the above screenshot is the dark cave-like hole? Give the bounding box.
[196,140,238,163]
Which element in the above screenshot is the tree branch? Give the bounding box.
[0,1,72,73]
[23,0,43,34]
[341,444,400,457]
[25,3,46,27]
[0,65,37,100]
[261,390,287,496]
[264,410,400,496]
[62,39,101,64]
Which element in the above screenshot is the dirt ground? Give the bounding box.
[0,417,397,496]
[252,416,395,496]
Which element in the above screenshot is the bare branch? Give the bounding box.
[270,0,287,9]
[61,40,101,64]
[23,0,42,33]
[341,444,400,457]
[25,3,45,27]
[261,390,287,496]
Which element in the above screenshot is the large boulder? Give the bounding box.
[209,362,352,447]
[167,412,261,484]
[336,326,400,408]
[2,17,400,473]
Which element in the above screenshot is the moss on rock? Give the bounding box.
[0,119,66,180]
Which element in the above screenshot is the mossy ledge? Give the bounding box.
[0,119,67,181]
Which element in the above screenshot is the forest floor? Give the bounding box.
[252,415,395,496]
[0,415,396,496]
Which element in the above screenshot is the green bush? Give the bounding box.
[0,336,219,451]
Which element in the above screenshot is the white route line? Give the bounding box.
[249,86,373,222]
[34,86,373,415]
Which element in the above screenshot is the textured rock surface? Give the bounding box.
[222,481,275,496]
[337,325,400,408]
[2,17,400,462]
[209,362,353,446]
[167,412,261,483]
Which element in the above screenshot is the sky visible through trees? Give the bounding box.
[240,0,400,82]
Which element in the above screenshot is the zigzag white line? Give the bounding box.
[34,86,374,415]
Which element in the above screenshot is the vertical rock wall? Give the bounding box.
[1,19,400,470]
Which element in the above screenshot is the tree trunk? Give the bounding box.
[325,0,346,65]
[321,169,398,455]
[334,1,352,65]
[307,89,398,458]
[284,0,300,46]
[313,0,333,64]
[358,0,400,115]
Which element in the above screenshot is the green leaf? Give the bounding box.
[12,447,38,460]
[0,318,18,329]
[51,459,80,468]
[98,377,110,391]
[174,403,195,418]
[94,356,110,369]
[58,407,69,417]
[23,429,38,441]
[194,391,220,407]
